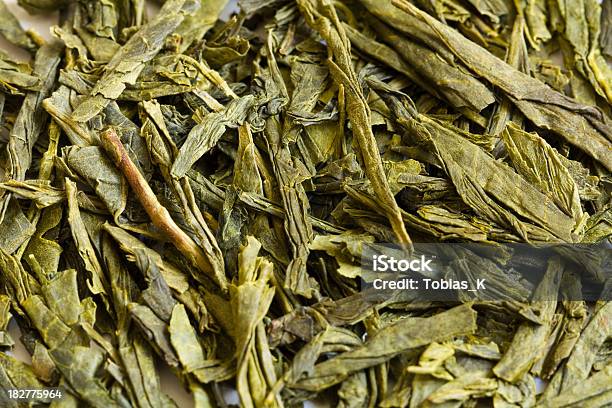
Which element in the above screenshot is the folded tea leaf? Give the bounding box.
[50,345,122,408]
[171,95,254,178]
[425,374,498,404]
[298,0,412,250]
[267,326,363,402]
[364,16,496,112]
[103,223,190,294]
[393,0,612,171]
[0,296,13,347]
[169,303,206,372]
[129,302,180,367]
[537,365,612,407]
[502,123,585,227]
[21,296,67,351]
[493,256,564,382]
[0,352,46,394]
[0,249,37,304]
[71,0,199,122]
[342,23,434,95]
[357,0,453,62]
[0,0,609,405]
[539,271,587,379]
[524,0,552,47]
[0,54,40,94]
[0,0,37,52]
[292,303,477,391]
[487,14,529,139]
[30,342,55,383]
[117,335,166,408]
[175,0,229,52]
[65,178,109,300]
[555,0,612,103]
[0,199,35,254]
[466,0,509,23]
[337,371,369,408]
[0,180,65,208]
[42,85,96,146]
[542,301,612,398]
[63,145,128,221]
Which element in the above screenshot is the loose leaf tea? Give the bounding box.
[0,0,610,406]
[0,0,37,52]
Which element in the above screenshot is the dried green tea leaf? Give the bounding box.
[171,95,254,178]
[129,302,180,367]
[502,123,585,227]
[557,0,612,102]
[0,0,609,405]
[493,256,564,382]
[0,249,37,304]
[118,334,166,408]
[0,296,12,347]
[292,303,477,391]
[175,0,229,52]
[169,303,205,372]
[0,0,37,52]
[0,199,35,253]
[542,301,612,398]
[50,345,122,408]
[64,146,127,220]
[524,0,552,46]
[65,178,109,299]
[103,223,190,294]
[71,0,199,122]
[298,0,413,250]
[602,0,612,58]
[0,53,40,94]
[0,180,65,208]
[537,365,612,407]
[365,17,496,112]
[393,0,612,171]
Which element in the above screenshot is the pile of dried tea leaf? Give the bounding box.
[0,0,610,406]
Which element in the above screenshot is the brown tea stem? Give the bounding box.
[100,127,228,291]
